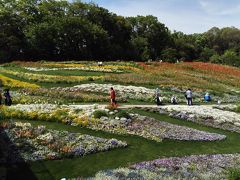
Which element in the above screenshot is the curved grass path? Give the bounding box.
[3,109,240,180]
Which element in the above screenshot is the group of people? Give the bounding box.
[109,87,212,107]
[0,89,12,106]
[156,88,212,106]
[155,88,178,106]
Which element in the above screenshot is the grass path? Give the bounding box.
[2,109,240,179]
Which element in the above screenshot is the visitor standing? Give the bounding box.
[185,89,193,106]
[109,87,117,107]
[171,95,178,105]
[0,89,2,105]
[4,89,12,106]
[155,88,162,106]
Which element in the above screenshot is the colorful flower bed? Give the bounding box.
[105,62,240,93]
[139,105,240,133]
[0,74,39,89]
[22,87,127,103]
[89,154,240,179]
[57,83,240,103]
[54,83,155,102]
[0,69,103,84]
[0,104,226,142]
[13,61,141,73]
[0,121,127,163]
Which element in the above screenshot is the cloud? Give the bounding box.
[199,0,240,15]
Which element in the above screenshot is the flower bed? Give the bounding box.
[61,83,155,102]
[1,104,226,142]
[0,122,127,163]
[0,69,103,84]
[89,154,240,179]
[213,104,239,112]
[19,88,113,104]
[13,61,141,73]
[139,105,240,133]
[0,74,39,88]
[58,83,237,103]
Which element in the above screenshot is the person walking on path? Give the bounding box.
[109,87,117,107]
[4,89,12,106]
[155,88,162,106]
[185,89,193,106]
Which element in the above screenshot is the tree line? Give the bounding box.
[1,0,240,66]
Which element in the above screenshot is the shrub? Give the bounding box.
[227,168,240,180]
[235,105,240,113]
[93,110,108,118]
[115,110,130,119]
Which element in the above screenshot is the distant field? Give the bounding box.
[1,61,240,92]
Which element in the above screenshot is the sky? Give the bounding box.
[80,0,240,34]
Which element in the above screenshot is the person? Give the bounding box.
[4,89,12,106]
[204,92,211,102]
[155,88,162,106]
[171,95,178,105]
[0,89,2,105]
[185,89,193,106]
[109,87,117,107]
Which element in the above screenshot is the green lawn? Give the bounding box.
[2,110,240,179]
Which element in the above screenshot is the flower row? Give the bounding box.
[89,154,240,179]
[0,74,39,89]
[1,69,103,84]
[1,104,226,142]
[139,105,240,133]
[0,121,127,163]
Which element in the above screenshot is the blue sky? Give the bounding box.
[81,0,240,34]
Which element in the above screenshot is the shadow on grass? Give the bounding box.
[0,124,54,180]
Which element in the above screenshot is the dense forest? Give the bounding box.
[1,0,240,66]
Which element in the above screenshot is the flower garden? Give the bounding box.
[0,61,240,179]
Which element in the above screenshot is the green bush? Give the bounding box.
[227,168,240,180]
[93,110,108,118]
[235,105,240,113]
[115,110,130,119]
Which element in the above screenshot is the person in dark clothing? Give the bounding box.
[0,90,2,105]
[4,89,12,106]
[155,88,162,106]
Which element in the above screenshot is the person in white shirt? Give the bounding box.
[185,89,193,106]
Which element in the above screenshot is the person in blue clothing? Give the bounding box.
[204,92,211,102]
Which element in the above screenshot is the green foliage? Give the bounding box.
[0,0,240,67]
[210,50,240,66]
[235,105,240,113]
[115,110,130,119]
[93,110,108,118]
[227,168,240,180]
[161,48,178,63]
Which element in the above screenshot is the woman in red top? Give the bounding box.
[109,87,117,107]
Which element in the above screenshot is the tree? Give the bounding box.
[161,48,178,63]
[127,15,171,60]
